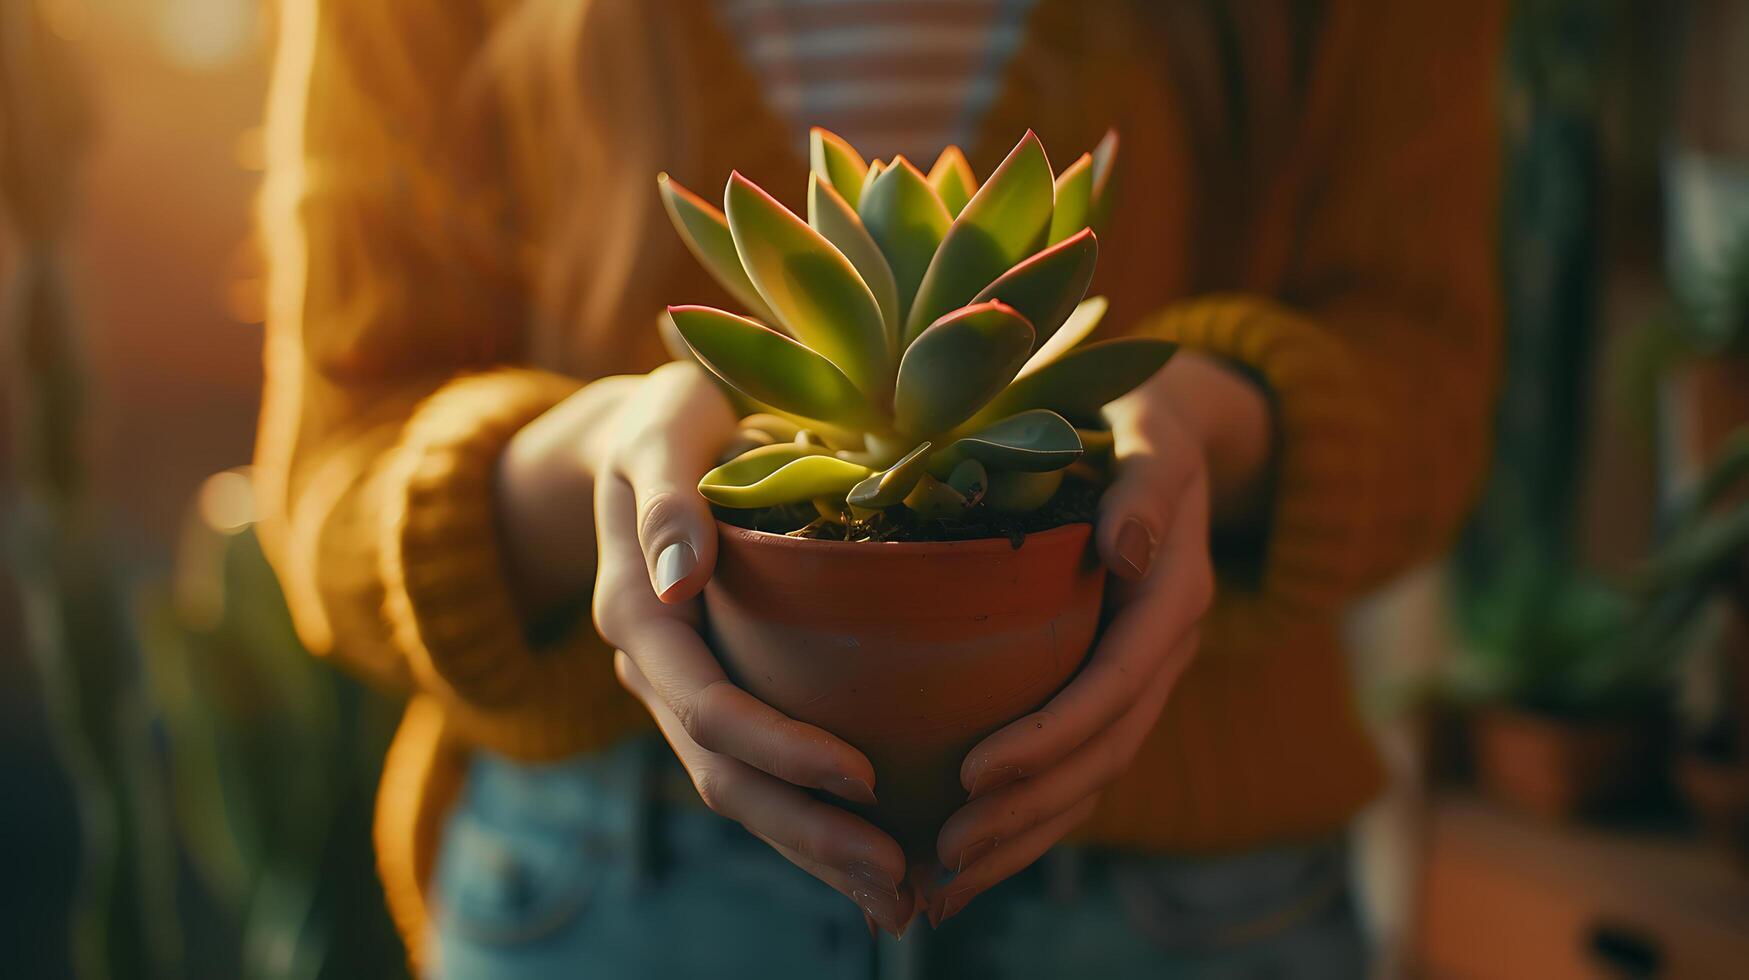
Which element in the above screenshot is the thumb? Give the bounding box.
[633,473,719,604]
[1094,457,1179,584]
[617,366,735,604]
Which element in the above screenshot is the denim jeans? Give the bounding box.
[429,737,1367,979]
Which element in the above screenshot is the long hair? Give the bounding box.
[477,0,704,376]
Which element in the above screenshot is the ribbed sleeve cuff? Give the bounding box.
[1135,296,1386,614]
[379,368,651,760]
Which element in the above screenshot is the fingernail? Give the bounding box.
[847,862,901,902]
[968,765,1023,801]
[852,888,903,937]
[937,891,970,926]
[927,888,970,929]
[956,837,998,874]
[654,541,696,599]
[1116,518,1154,580]
[826,775,878,806]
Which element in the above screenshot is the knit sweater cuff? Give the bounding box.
[1135,296,1384,614]
[379,368,650,760]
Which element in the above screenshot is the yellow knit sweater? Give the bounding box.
[256,0,1502,963]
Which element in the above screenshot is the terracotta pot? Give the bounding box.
[704,521,1104,859]
[1677,753,1749,871]
[1474,709,1663,822]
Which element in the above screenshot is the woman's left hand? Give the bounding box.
[925,351,1273,927]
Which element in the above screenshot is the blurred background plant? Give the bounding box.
[1447,0,1645,723]
[2,1,405,976]
[137,474,408,980]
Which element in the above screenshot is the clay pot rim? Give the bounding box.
[714,519,1093,555]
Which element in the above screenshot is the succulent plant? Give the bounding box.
[657,129,1174,527]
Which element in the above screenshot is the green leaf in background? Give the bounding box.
[927,145,978,217]
[970,228,1097,352]
[668,305,875,426]
[725,171,891,396]
[699,443,872,508]
[935,409,1082,474]
[859,157,952,328]
[807,172,902,345]
[847,441,934,508]
[658,174,779,324]
[906,131,1056,343]
[1089,129,1120,230]
[893,300,1034,437]
[1021,295,1108,374]
[811,127,870,209]
[1048,152,1093,245]
[976,337,1175,427]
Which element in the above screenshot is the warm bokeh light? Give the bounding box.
[152,0,258,71]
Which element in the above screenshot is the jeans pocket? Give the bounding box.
[434,811,599,947]
[1110,840,1354,954]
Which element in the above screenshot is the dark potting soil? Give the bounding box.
[714,479,1101,548]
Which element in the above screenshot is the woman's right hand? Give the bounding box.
[497,361,917,937]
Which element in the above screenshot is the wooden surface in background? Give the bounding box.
[1413,794,1749,979]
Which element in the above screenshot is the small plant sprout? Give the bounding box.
[658,129,1174,530]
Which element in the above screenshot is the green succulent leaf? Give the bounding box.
[976,337,1176,427]
[906,131,1056,344]
[903,472,971,519]
[1089,129,1119,231]
[969,228,1097,353]
[1048,152,1093,246]
[893,300,1035,437]
[808,173,901,341]
[860,159,887,204]
[927,146,978,217]
[659,310,772,418]
[810,127,869,209]
[725,172,890,396]
[846,441,934,508]
[859,157,952,328]
[699,443,872,508]
[658,174,779,324]
[668,305,874,427]
[986,469,1064,513]
[1021,295,1107,374]
[937,409,1082,474]
[946,458,989,501]
[739,413,803,443]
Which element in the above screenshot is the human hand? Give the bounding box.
[575,363,917,936]
[925,352,1272,927]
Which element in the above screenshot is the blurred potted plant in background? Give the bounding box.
[1619,189,1749,858]
[1445,0,1664,822]
[1635,429,1749,865]
[1453,564,1669,822]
